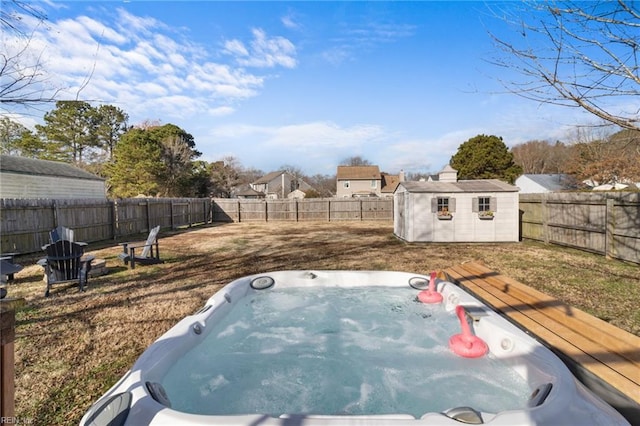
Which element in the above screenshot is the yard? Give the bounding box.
[5,221,640,425]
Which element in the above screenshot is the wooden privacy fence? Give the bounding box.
[212,198,393,222]
[1,193,638,263]
[519,192,640,264]
[0,198,212,254]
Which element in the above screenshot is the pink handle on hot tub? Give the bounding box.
[449,305,488,358]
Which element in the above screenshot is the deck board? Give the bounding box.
[441,261,640,410]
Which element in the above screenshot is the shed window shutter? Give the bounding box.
[472,197,479,213]
[431,198,437,213]
[449,198,456,213]
[490,197,497,211]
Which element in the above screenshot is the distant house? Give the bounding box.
[235,186,265,199]
[0,155,106,199]
[336,166,404,198]
[394,165,519,242]
[515,174,578,193]
[381,171,404,197]
[250,170,313,199]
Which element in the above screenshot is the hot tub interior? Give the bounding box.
[160,286,531,417]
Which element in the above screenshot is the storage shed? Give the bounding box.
[394,166,519,242]
[0,155,106,199]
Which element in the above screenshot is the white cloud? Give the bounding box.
[281,14,301,30]
[384,129,481,173]
[4,6,297,126]
[322,21,416,65]
[224,28,297,69]
[223,39,249,56]
[211,121,384,148]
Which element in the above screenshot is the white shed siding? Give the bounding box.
[0,172,106,199]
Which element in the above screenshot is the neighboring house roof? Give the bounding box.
[251,170,313,192]
[236,187,265,197]
[336,166,381,180]
[0,155,104,181]
[398,179,518,193]
[381,173,401,193]
[287,189,306,199]
[252,170,286,184]
[592,183,630,191]
[517,174,577,191]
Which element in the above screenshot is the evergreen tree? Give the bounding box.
[1,117,28,155]
[450,134,522,183]
[94,105,129,160]
[0,117,48,158]
[36,101,98,164]
[105,123,201,198]
[106,127,162,198]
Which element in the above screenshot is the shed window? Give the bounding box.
[371,180,377,188]
[472,196,497,213]
[343,181,350,188]
[431,197,456,214]
[478,197,491,212]
[437,197,449,213]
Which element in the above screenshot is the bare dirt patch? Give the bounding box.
[5,221,639,425]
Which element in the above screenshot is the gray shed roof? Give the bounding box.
[0,155,104,181]
[398,179,518,193]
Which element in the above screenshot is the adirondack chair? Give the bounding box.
[1,258,24,299]
[118,225,163,269]
[37,240,95,297]
[0,253,22,283]
[50,226,74,243]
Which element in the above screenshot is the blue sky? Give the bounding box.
[7,1,596,176]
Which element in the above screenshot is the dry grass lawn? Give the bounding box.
[4,221,639,425]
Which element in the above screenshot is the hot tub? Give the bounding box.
[81,270,629,425]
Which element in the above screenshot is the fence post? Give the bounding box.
[146,200,151,232]
[1,299,24,418]
[52,200,59,228]
[605,197,615,260]
[541,194,549,243]
[111,200,117,240]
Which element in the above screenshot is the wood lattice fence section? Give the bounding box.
[0,198,212,254]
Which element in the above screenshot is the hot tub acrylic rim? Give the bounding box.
[81,270,630,426]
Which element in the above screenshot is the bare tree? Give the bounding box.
[489,1,640,131]
[0,1,60,109]
[565,127,640,184]
[340,155,372,166]
[512,139,571,174]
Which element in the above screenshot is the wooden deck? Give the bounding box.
[441,261,640,425]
